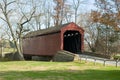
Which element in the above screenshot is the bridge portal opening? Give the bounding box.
[63,30,81,54]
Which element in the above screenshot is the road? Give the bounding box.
[79,54,120,67]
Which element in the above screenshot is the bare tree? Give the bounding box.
[0,33,5,56]
[0,0,24,60]
[78,13,99,52]
[16,1,35,53]
[27,0,53,30]
[90,0,120,56]
[53,0,66,26]
[43,0,53,28]
[63,3,73,23]
[0,0,35,60]
[29,0,45,30]
[72,0,81,23]
[72,0,85,23]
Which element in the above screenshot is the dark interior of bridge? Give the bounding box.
[63,30,81,54]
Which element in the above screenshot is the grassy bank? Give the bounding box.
[0,61,120,80]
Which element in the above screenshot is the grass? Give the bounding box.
[0,61,120,80]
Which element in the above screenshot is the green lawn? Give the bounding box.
[0,61,120,80]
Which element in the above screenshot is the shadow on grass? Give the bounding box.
[0,70,120,80]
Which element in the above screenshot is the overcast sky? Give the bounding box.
[0,0,97,38]
[68,0,96,13]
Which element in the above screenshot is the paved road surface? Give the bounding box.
[79,54,120,66]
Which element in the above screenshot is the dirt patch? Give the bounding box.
[68,66,80,70]
[30,66,49,71]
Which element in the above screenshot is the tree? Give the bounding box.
[0,0,23,59]
[78,13,99,52]
[43,0,53,28]
[29,0,48,30]
[16,0,35,54]
[53,0,66,26]
[0,34,5,55]
[72,0,86,23]
[91,0,120,55]
[0,0,35,60]
[72,0,81,23]
[94,0,120,31]
[63,4,73,23]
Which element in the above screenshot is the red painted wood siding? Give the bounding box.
[23,33,61,56]
[22,22,84,56]
[61,22,84,52]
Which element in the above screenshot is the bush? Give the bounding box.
[0,53,14,61]
[114,54,120,60]
[0,57,12,61]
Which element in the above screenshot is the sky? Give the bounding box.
[0,0,96,39]
[68,0,96,13]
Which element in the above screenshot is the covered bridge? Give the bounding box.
[22,22,84,59]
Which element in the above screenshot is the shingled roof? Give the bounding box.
[23,23,71,38]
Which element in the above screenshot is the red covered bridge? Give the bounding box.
[22,22,84,59]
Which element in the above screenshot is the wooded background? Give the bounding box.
[0,0,120,60]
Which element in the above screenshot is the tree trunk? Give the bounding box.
[5,14,24,60]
